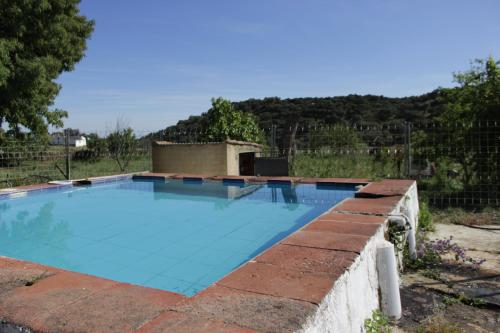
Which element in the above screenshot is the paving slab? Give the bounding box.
[356,179,415,197]
[31,284,185,333]
[317,212,386,224]
[132,173,176,181]
[282,230,370,253]
[9,183,61,191]
[0,264,53,295]
[210,175,257,182]
[254,244,358,276]
[137,311,259,333]
[333,197,401,215]
[171,173,212,180]
[297,177,370,184]
[304,219,382,236]
[253,176,302,184]
[173,285,317,333]
[217,262,335,304]
[0,270,117,328]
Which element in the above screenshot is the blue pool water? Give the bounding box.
[0,179,355,296]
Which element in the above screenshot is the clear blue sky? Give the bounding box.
[54,0,500,134]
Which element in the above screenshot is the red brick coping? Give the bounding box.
[0,174,415,333]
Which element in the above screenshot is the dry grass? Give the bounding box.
[415,316,462,333]
[432,208,500,226]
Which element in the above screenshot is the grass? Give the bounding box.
[0,155,151,188]
[289,153,403,179]
[71,155,151,180]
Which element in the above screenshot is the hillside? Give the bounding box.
[148,90,445,138]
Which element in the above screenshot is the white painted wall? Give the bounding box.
[298,226,385,333]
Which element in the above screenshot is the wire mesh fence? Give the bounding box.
[0,121,498,208]
[0,134,152,188]
[157,120,499,208]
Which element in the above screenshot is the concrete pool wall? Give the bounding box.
[0,174,418,333]
[300,181,419,332]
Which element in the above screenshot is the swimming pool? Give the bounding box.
[0,178,356,296]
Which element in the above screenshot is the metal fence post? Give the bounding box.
[65,131,71,180]
[404,122,412,178]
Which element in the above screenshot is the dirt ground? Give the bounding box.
[393,216,500,333]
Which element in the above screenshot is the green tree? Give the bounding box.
[205,97,264,143]
[440,56,500,123]
[415,57,500,196]
[107,125,137,172]
[86,133,107,158]
[0,0,94,137]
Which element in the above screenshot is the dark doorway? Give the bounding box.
[239,152,255,176]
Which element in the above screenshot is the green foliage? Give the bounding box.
[410,57,500,200]
[419,202,434,232]
[153,92,445,140]
[388,222,406,253]
[290,153,400,179]
[439,57,499,187]
[0,0,94,136]
[442,294,485,308]
[86,133,107,157]
[309,124,366,149]
[204,97,264,143]
[403,231,441,271]
[107,127,137,172]
[364,310,392,333]
[440,56,500,123]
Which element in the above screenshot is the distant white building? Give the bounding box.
[50,135,87,147]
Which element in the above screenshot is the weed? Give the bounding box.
[443,293,486,308]
[388,222,406,253]
[419,201,434,231]
[364,310,392,333]
[406,234,486,271]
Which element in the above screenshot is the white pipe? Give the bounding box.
[407,226,417,260]
[376,241,402,320]
[402,208,417,261]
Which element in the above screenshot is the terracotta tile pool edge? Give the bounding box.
[0,174,416,333]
